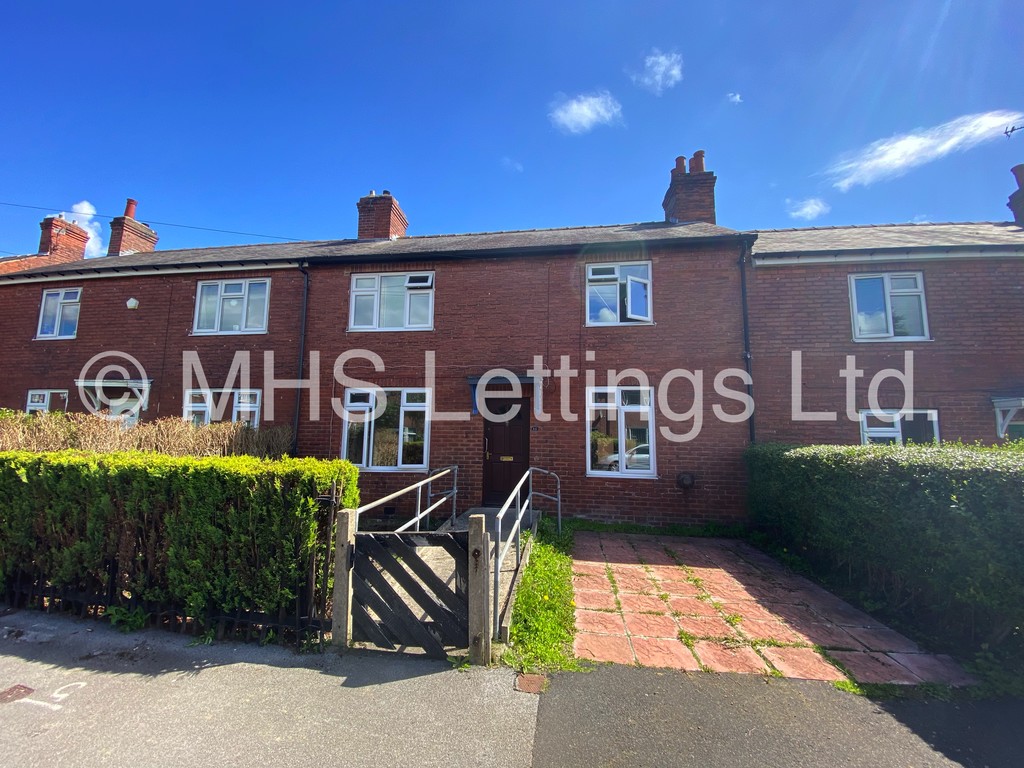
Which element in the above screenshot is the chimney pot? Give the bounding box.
[690,150,706,174]
[1009,165,1024,226]
[675,156,688,174]
[124,198,138,218]
[1012,164,1024,190]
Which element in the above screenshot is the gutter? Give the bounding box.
[291,263,311,456]
[738,240,755,444]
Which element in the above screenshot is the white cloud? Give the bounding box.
[727,92,743,104]
[829,110,1024,192]
[786,197,831,221]
[631,49,683,95]
[501,156,524,173]
[549,91,623,134]
[60,200,104,258]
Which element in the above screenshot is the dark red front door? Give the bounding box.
[482,398,530,506]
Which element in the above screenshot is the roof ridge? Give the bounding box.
[750,220,1011,234]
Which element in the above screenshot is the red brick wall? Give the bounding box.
[0,269,305,425]
[299,242,750,526]
[0,240,752,527]
[747,256,1024,445]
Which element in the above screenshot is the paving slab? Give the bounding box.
[693,641,768,674]
[760,646,848,682]
[887,653,978,687]
[622,612,678,639]
[830,651,924,685]
[569,533,975,687]
[574,609,626,635]
[617,593,668,613]
[631,637,700,670]
[573,632,634,665]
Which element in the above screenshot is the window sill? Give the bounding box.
[191,329,269,336]
[34,335,77,341]
[585,322,655,329]
[347,327,434,333]
[586,472,659,480]
[356,466,431,473]
[852,336,933,343]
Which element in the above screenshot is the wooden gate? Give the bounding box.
[349,531,470,659]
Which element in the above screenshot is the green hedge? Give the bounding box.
[0,451,358,624]
[746,443,1024,655]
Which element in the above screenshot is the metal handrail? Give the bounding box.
[427,465,459,527]
[492,466,562,637]
[355,466,458,532]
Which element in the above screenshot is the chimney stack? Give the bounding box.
[356,190,409,239]
[38,215,89,263]
[1009,165,1024,226]
[662,150,717,225]
[107,197,158,257]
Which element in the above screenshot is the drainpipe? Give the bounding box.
[291,263,311,456]
[738,241,756,444]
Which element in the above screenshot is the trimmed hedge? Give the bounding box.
[0,451,358,626]
[746,443,1024,656]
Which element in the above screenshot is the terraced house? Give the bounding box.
[1,155,1023,525]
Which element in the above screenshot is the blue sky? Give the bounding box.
[1,1,1021,257]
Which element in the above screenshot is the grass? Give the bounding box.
[503,517,583,673]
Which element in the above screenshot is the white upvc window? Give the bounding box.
[36,287,82,339]
[586,262,652,326]
[26,389,68,414]
[849,273,929,341]
[342,388,430,470]
[193,279,270,334]
[184,389,262,427]
[586,386,656,477]
[349,272,434,331]
[859,409,939,445]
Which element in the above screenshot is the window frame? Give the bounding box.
[348,272,435,332]
[192,278,271,335]
[183,389,262,428]
[585,261,653,327]
[342,387,431,471]
[586,386,657,478]
[859,409,940,445]
[36,287,82,339]
[26,389,68,414]
[848,272,930,342]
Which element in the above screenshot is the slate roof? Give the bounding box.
[751,221,1024,258]
[0,220,748,280]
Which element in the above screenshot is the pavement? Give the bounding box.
[2,608,1022,767]
[572,532,975,686]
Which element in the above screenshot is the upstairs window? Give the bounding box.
[193,279,269,334]
[349,272,434,331]
[586,262,652,326]
[26,389,68,414]
[342,388,429,470]
[859,409,939,445]
[184,389,262,427]
[850,273,929,341]
[37,288,81,339]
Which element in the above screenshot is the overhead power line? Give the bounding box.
[0,201,303,242]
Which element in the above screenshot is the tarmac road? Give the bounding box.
[2,610,1021,767]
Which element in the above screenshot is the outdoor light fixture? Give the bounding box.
[126,298,140,310]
